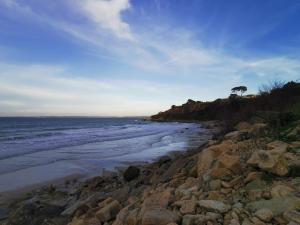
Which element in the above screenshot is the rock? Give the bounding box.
[221,176,242,188]
[287,222,300,225]
[158,155,172,166]
[8,201,64,225]
[291,141,300,148]
[209,179,221,190]
[246,196,300,216]
[245,172,262,183]
[245,179,267,191]
[250,217,267,225]
[123,166,140,182]
[270,184,294,198]
[247,150,289,176]
[139,189,178,225]
[198,200,231,213]
[230,218,241,225]
[235,122,252,131]
[142,189,173,209]
[182,214,206,225]
[113,205,139,225]
[224,131,248,142]
[197,140,237,177]
[283,210,300,224]
[241,218,253,225]
[287,125,300,139]
[249,123,267,136]
[61,193,105,216]
[207,191,223,200]
[141,208,178,225]
[98,197,114,208]
[266,141,288,153]
[68,217,101,225]
[247,189,263,201]
[95,200,122,222]
[180,200,197,215]
[254,209,273,222]
[178,177,200,190]
[210,154,241,179]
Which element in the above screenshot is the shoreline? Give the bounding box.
[0,121,220,214]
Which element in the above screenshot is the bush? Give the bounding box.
[289,164,300,177]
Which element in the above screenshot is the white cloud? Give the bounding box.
[76,0,134,40]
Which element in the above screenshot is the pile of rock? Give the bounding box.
[3,120,300,225]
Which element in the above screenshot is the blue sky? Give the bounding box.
[0,0,300,116]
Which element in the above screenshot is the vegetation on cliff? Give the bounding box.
[151,81,300,127]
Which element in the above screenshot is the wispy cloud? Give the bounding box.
[75,0,134,40]
[0,63,202,116]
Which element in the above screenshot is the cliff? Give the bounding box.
[151,81,300,126]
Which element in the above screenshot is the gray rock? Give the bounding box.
[182,214,206,225]
[246,196,300,216]
[198,200,231,213]
[283,210,300,224]
[254,208,273,222]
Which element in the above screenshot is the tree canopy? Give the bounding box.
[231,86,247,96]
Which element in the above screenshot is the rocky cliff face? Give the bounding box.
[151,82,300,124]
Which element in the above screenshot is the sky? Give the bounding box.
[0,0,300,116]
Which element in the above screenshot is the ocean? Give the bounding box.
[0,117,210,193]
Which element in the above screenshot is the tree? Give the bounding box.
[231,86,247,96]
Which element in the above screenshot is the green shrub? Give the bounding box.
[289,164,300,177]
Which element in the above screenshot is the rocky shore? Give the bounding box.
[1,118,300,225]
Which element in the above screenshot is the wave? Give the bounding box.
[0,122,200,160]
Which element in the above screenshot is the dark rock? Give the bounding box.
[123,166,140,182]
[8,201,64,225]
[158,155,172,166]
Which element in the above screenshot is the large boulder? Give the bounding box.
[197,140,237,177]
[246,196,300,216]
[210,154,241,179]
[123,166,140,182]
[139,189,178,225]
[247,150,289,176]
[95,199,122,222]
